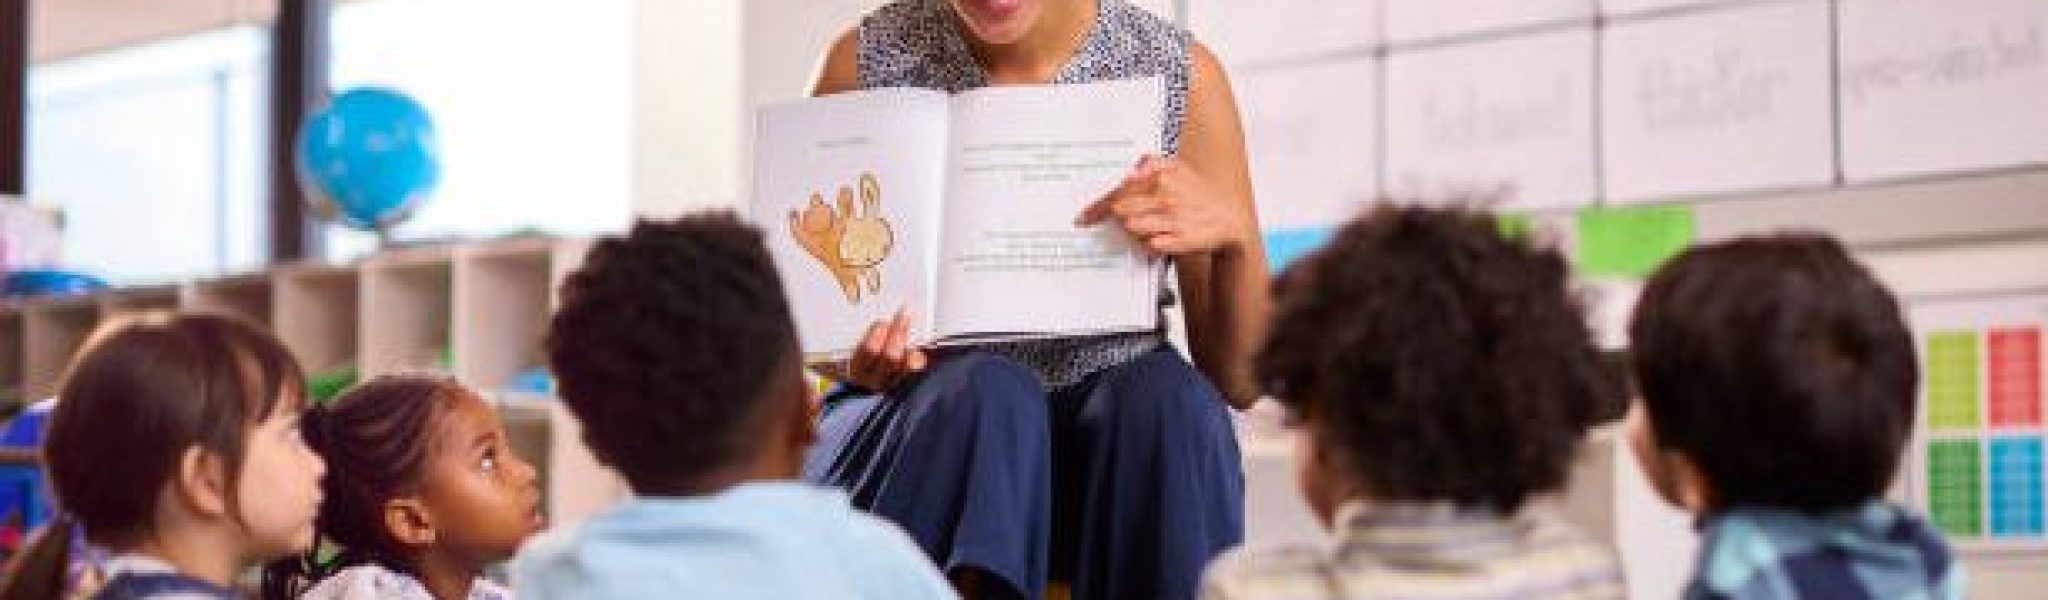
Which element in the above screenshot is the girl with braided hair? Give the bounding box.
[265,372,541,600]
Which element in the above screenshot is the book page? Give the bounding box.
[933,77,1164,339]
[751,88,949,357]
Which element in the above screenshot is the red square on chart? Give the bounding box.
[1989,328,2042,427]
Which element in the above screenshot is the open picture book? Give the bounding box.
[751,77,1167,359]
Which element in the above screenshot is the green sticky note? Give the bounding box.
[1575,204,1696,278]
[1497,213,1535,240]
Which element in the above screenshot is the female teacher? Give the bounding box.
[803,1,1269,598]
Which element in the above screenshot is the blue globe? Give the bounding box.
[295,87,440,231]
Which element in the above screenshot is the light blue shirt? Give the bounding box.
[511,481,957,599]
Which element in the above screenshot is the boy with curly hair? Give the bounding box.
[1202,205,1624,599]
[513,212,955,599]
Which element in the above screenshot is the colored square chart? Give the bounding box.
[1987,328,2042,427]
[1925,332,1982,430]
[1928,439,1983,537]
[1989,437,2046,536]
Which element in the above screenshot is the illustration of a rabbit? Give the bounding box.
[789,173,894,303]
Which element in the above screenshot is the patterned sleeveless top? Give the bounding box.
[857,0,1191,390]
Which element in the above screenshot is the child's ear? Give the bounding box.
[381,497,438,547]
[173,446,231,518]
[1624,405,1715,512]
[1292,421,1352,530]
[786,375,818,450]
[1663,452,1715,512]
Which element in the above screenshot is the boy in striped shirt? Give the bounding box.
[1202,206,1624,600]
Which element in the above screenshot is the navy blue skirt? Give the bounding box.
[803,347,1245,600]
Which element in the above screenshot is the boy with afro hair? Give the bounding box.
[514,212,955,599]
[1203,205,1623,599]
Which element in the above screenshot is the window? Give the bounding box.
[325,0,632,259]
[28,27,270,285]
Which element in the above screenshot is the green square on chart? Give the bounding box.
[1925,332,1982,430]
[1927,439,1983,537]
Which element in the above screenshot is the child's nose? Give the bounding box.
[512,453,539,487]
[309,447,328,479]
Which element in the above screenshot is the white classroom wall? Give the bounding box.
[631,0,744,217]
[1182,0,2048,598]
[624,1,2048,596]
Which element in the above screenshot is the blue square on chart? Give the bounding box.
[1989,437,2045,536]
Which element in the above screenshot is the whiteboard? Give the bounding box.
[1600,0,1755,17]
[1602,0,1834,202]
[1186,0,1379,65]
[1236,59,1379,231]
[1840,0,2048,182]
[1384,0,1593,45]
[1383,29,1597,209]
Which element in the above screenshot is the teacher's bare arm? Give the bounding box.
[812,28,862,97]
[1175,41,1270,410]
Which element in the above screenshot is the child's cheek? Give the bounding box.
[280,436,326,547]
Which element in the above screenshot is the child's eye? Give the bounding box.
[480,449,499,474]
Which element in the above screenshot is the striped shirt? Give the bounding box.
[1201,502,1624,600]
[94,554,238,600]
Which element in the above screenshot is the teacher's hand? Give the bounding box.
[1076,155,1256,257]
[833,307,929,394]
